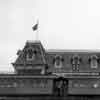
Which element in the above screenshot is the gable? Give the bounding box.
[12,41,46,68]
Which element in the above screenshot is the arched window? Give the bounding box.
[89,55,98,69]
[71,55,81,71]
[26,47,37,61]
[53,55,63,68]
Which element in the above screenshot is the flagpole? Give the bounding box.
[36,20,39,41]
[32,19,39,41]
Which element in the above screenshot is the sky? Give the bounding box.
[0,0,100,72]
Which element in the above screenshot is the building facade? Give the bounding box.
[0,40,100,100]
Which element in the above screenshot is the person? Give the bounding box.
[63,80,68,96]
[54,80,63,96]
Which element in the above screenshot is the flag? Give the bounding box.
[32,21,38,31]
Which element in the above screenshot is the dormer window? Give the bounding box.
[26,48,36,61]
[53,55,63,68]
[89,55,98,69]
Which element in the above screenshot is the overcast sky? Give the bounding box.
[0,0,100,72]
